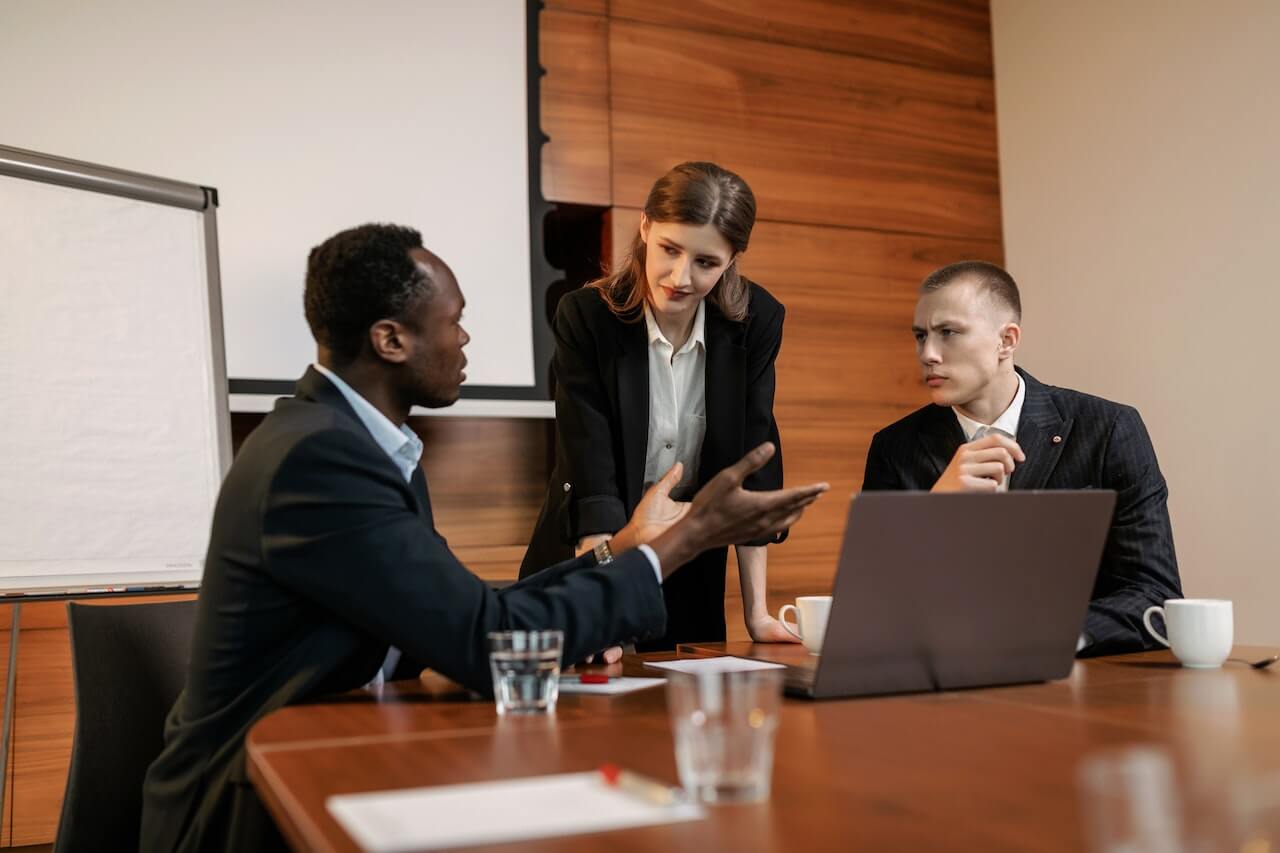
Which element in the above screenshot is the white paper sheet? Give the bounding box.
[643,657,786,674]
[326,771,703,852]
[557,676,665,695]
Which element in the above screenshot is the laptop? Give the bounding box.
[770,491,1115,699]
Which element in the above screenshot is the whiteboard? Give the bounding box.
[0,148,229,594]
[0,0,552,412]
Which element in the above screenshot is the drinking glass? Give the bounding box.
[664,669,784,803]
[487,630,563,714]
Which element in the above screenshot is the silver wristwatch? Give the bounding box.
[592,539,615,566]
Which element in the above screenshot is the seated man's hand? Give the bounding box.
[931,433,1025,493]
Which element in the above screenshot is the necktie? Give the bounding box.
[971,425,1015,492]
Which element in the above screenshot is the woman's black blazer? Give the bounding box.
[518,281,786,644]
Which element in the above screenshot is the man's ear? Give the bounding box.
[368,318,411,364]
[997,321,1021,361]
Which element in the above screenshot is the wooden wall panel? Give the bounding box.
[544,0,606,14]
[1,623,10,847]
[609,20,1001,240]
[540,8,612,205]
[610,0,994,76]
[10,626,71,846]
[408,417,551,582]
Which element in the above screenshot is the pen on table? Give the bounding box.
[598,763,684,806]
[578,673,611,684]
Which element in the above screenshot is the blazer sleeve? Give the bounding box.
[1079,406,1183,656]
[739,297,786,545]
[860,430,905,490]
[260,428,666,695]
[552,294,630,539]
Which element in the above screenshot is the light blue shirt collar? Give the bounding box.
[312,363,423,483]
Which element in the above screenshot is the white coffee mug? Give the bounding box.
[1142,599,1233,668]
[778,595,832,655]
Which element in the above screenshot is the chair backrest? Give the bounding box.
[55,599,197,853]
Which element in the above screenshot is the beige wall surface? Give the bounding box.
[991,0,1279,643]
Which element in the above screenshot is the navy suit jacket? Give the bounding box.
[861,368,1182,656]
[140,368,666,853]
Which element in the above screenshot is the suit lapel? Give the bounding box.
[698,305,747,485]
[410,466,434,527]
[616,319,650,511]
[1010,369,1072,490]
[918,405,966,483]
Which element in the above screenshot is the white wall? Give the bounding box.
[991,0,1279,643]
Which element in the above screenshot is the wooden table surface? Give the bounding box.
[247,643,1280,852]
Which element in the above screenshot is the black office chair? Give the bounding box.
[55,599,197,853]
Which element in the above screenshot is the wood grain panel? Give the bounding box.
[544,0,606,14]
[1,622,10,847]
[610,0,994,77]
[611,206,1003,638]
[540,9,611,205]
[609,20,1001,240]
[9,627,71,847]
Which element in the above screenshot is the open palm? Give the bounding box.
[631,463,692,541]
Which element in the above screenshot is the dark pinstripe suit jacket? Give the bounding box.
[861,367,1182,656]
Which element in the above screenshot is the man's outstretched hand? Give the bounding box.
[642,443,828,579]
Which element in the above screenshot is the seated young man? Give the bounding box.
[861,260,1181,657]
[140,224,826,853]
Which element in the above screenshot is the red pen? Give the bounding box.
[579,673,611,684]
[599,763,684,806]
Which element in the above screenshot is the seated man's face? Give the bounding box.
[402,249,470,408]
[911,279,1011,409]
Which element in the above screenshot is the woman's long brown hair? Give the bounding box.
[589,161,756,322]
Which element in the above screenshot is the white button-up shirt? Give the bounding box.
[642,301,706,500]
[953,373,1026,492]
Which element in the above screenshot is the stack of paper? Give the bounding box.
[643,656,786,674]
[327,771,703,851]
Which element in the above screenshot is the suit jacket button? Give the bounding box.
[1052,435,1063,444]
[563,482,572,492]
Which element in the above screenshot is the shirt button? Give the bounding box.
[665,442,673,450]
[563,482,571,492]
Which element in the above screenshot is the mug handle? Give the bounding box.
[1142,606,1170,648]
[777,604,802,641]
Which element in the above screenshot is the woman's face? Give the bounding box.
[640,215,736,320]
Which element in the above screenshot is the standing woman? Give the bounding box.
[520,161,797,649]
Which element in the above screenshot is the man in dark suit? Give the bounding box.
[139,224,826,852]
[862,260,1181,657]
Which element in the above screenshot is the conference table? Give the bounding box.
[247,642,1280,852]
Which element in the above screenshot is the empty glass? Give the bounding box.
[664,669,784,803]
[1079,746,1184,852]
[487,630,563,715]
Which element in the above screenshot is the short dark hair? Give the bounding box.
[921,260,1022,322]
[304,224,432,363]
